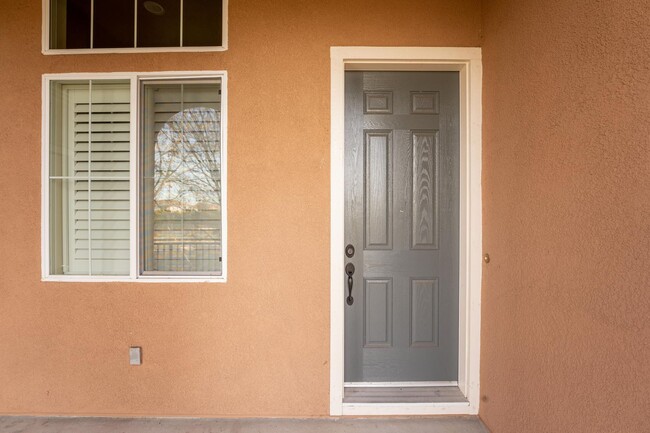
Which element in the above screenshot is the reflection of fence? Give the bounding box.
[153,241,221,272]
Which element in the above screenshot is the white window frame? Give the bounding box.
[41,71,228,283]
[329,47,482,416]
[42,0,228,55]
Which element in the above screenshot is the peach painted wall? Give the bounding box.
[0,0,481,417]
[480,0,650,432]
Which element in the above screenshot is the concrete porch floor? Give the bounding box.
[0,416,489,433]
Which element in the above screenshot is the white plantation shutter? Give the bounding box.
[63,83,131,275]
[142,83,222,273]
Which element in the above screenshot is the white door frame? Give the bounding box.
[329,47,482,416]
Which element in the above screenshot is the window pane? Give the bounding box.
[50,80,88,178]
[93,0,135,48]
[137,0,180,48]
[49,80,131,276]
[50,0,91,49]
[141,81,222,274]
[183,0,222,47]
[50,179,89,275]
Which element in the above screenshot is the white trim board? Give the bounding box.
[329,47,482,416]
[41,71,228,283]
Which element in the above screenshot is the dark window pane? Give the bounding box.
[93,0,135,48]
[50,0,222,49]
[50,0,91,49]
[183,0,222,47]
[137,0,180,47]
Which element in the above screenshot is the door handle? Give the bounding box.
[345,263,355,305]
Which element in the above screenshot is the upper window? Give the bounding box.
[46,0,226,52]
[44,72,227,281]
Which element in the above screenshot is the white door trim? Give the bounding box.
[329,47,482,416]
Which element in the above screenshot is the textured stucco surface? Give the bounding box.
[0,0,481,417]
[2,0,648,425]
[480,0,650,432]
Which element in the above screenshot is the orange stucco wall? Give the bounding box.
[0,0,481,417]
[480,0,650,432]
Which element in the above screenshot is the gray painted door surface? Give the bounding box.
[344,71,459,382]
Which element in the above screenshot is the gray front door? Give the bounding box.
[344,71,460,382]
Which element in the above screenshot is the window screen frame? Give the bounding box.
[42,0,228,54]
[42,71,228,283]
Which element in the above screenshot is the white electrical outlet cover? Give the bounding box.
[129,347,142,365]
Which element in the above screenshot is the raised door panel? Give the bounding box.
[411,131,439,250]
[410,278,439,347]
[364,279,393,348]
[364,131,393,250]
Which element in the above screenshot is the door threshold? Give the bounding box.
[343,384,467,404]
[345,381,458,388]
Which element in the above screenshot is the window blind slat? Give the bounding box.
[75,132,131,142]
[74,229,130,240]
[76,220,130,230]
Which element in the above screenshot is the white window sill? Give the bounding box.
[42,276,227,283]
[42,46,227,56]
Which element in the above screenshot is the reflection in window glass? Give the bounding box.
[137,0,180,48]
[141,82,222,274]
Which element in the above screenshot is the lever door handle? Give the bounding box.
[345,263,355,305]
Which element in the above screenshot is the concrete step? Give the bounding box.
[0,416,489,433]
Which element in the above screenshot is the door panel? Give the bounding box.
[364,131,392,249]
[344,71,459,382]
[364,278,392,348]
[411,130,439,250]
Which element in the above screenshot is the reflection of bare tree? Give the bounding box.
[154,107,221,210]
